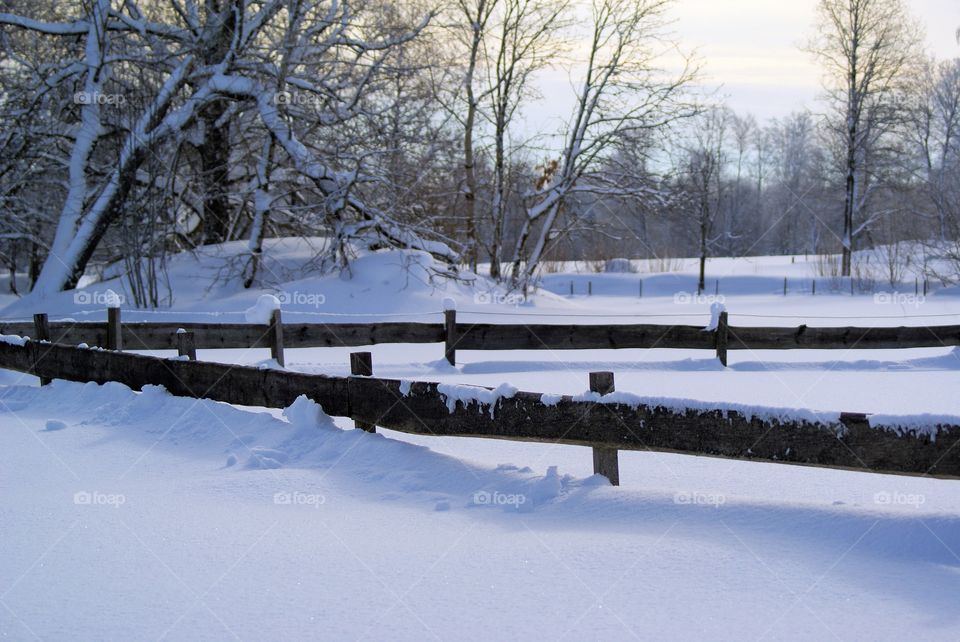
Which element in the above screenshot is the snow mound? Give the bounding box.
[244,294,280,324]
[1,239,579,322]
[282,395,338,432]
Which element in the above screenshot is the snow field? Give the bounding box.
[1,380,959,640]
[2,240,960,639]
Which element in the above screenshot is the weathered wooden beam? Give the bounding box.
[589,371,619,486]
[726,324,960,350]
[176,330,197,360]
[0,339,350,415]
[32,313,51,386]
[349,351,375,433]
[715,311,729,367]
[268,309,285,367]
[444,309,457,366]
[345,376,960,477]
[0,339,958,477]
[107,307,122,351]
[0,321,447,351]
[453,322,715,351]
[3,319,960,353]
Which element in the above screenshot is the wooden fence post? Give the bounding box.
[32,313,51,386]
[107,307,122,351]
[176,330,197,360]
[268,308,285,367]
[444,309,457,366]
[715,310,729,367]
[589,371,619,486]
[350,351,375,432]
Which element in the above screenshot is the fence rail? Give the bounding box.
[0,336,958,481]
[2,308,959,369]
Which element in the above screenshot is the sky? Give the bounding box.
[526,0,960,135]
[671,0,960,122]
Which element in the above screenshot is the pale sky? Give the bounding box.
[671,0,960,121]
[524,0,960,137]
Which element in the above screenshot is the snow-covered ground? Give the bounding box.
[2,241,959,640]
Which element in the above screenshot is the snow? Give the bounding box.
[540,392,564,406]
[2,242,960,639]
[704,300,726,331]
[101,288,122,308]
[0,334,29,346]
[43,419,67,431]
[243,293,281,324]
[1,379,959,640]
[594,390,843,427]
[869,413,960,439]
[436,382,518,416]
[281,394,338,431]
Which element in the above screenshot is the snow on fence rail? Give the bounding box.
[2,309,960,368]
[1,333,959,481]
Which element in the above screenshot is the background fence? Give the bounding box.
[3,308,960,368]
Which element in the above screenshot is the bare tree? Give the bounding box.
[807,0,923,276]
[681,106,729,293]
[904,57,960,242]
[509,0,696,286]
[0,0,451,297]
[446,0,568,277]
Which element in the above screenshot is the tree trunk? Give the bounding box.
[699,210,708,293]
[244,137,275,289]
[842,157,855,277]
[461,1,486,274]
[198,1,238,245]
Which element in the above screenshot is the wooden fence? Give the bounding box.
[2,308,960,368]
[1,334,958,483]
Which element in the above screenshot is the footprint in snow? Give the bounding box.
[43,420,68,432]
